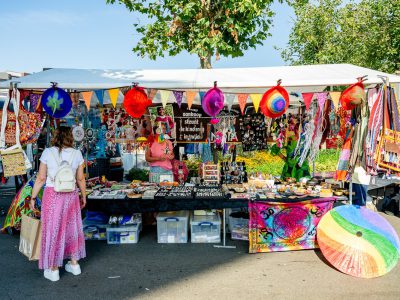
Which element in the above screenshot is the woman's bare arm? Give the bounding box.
[30,163,47,210]
[76,164,86,209]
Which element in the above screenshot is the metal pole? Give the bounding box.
[349,178,353,205]
[214,208,236,249]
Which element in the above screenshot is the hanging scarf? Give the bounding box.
[336,122,355,181]
[365,86,384,173]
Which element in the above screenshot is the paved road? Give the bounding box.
[0,195,399,300]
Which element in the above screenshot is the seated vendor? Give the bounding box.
[145,122,174,183]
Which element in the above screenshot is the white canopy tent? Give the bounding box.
[1,63,399,106]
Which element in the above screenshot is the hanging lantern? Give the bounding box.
[41,83,72,118]
[340,76,367,110]
[202,81,225,124]
[123,85,152,118]
[260,80,289,118]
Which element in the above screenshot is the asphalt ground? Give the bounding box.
[0,193,399,300]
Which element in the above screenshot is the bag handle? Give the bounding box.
[0,93,11,148]
[0,88,21,149]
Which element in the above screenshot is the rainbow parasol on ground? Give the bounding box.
[317,205,400,278]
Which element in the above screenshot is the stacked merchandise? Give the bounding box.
[194,185,225,200]
[106,213,142,244]
[154,186,194,200]
[220,161,248,184]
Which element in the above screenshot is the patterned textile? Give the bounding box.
[1,176,43,232]
[39,188,86,269]
[249,198,335,253]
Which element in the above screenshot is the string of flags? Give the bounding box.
[33,87,346,112]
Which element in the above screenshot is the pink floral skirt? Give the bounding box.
[39,187,86,270]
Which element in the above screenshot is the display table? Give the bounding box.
[86,196,249,214]
[86,194,324,214]
[248,197,336,253]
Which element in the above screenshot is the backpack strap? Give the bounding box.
[49,147,61,167]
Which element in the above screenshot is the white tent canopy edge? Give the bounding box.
[1,64,400,92]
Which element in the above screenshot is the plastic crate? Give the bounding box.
[156,211,189,243]
[83,217,110,241]
[106,224,140,244]
[190,213,221,243]
[229,215,249,241]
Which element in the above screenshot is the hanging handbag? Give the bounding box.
[18,92,43,145]
[0,89,32,177]
[0,90,18,146]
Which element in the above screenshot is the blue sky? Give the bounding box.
[0,0,294,73]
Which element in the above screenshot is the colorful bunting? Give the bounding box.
[147,89,158,101]
[186,91,197,109]
[238,94,249,115]
[95,90,104,106]
[173,91,184,108]
[250,94,262,113]
[302,93,314,111]
[159,90,171,108]
[225,94,236,112]
[329,92,341,109]
[199,91,206,103]
[317,92,327,109]
[108,88,119,108]
[81,91,93,111]
[70,92,80,107]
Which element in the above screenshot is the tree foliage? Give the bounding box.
[107,0,277,68]
[281,0,400,73]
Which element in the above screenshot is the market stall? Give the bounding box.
[1,64,400,256]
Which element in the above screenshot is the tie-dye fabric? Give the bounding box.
[2,176,43,233]
[249,198,335,253]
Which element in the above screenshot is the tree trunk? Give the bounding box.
[200,55,212,69]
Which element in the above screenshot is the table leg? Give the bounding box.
[214,208,236,249]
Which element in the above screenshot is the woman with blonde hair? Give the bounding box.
[30,126,86,282]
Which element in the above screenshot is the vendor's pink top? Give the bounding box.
[149,140,173,170]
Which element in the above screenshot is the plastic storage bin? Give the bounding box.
[83,217,110,241]
[157,211,189,243]
[190,213,221,243]
[106,224,140,244]
[229,214,249,241]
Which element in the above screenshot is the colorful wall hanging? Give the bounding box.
[41,85,72,118]
[317,205,400,278]
[123,86,152,119]
[202,82,224,124]
[260,81,290,118]
[249,198,335,253]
